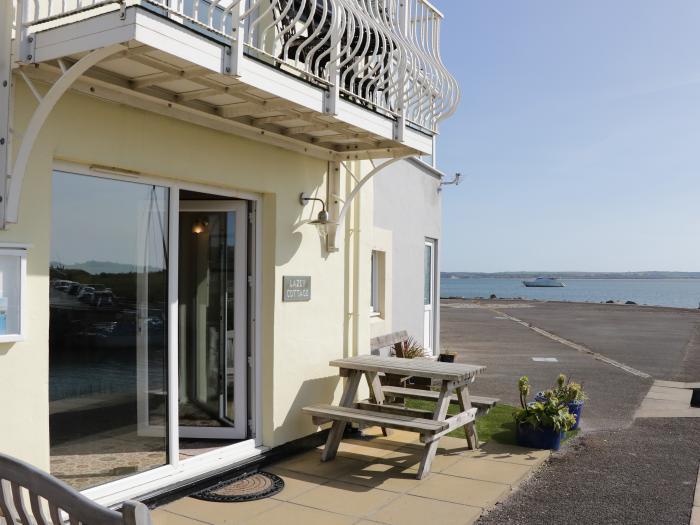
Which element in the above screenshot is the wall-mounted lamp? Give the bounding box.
[191,218,209,234]
[299,192,334,241]
[438,172,463,192]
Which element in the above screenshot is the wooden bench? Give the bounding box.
[303,404,477,444]
[370,330,411,357]
[0,452,151,524]
[382,385,499,416]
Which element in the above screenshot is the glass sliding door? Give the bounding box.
[178,201,247,440]
[49,171,169,490]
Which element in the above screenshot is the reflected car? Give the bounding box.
[56,281,75,292]
[91,290,113,307]
[78,287,95,302]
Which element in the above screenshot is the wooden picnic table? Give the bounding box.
[303,355,486,479]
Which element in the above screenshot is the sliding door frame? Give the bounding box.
[53,160,264,506]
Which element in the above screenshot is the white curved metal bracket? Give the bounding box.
[4,44,124,225]
[326,154,413,252]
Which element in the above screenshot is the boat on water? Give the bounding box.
[523,277,565,288]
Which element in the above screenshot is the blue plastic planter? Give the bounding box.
[516,424,563,450]
[567,400,584,430]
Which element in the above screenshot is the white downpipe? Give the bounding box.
[6,44,123,224]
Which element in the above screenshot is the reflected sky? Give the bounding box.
[51,171,168,272]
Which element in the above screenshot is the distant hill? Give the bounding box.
[51,260,164,274]
[442,271,700,280]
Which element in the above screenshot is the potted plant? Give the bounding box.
[437,346,457,363]
[381,337,432,391]
[535,374,587,430]
[514,376,576,450]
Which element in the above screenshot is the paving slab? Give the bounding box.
[407,473,510,508]
[441,457,533,486]
[245,501,357,525]
[288,479,399,517]
[368,494,482,525]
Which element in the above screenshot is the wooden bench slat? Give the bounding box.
[355,401,434,419]
[303,404,448,434]
[370,330,409,352]
[382,385,499,409]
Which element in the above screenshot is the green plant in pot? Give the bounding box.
[381,337,431,391]
[399,337,426,359]
[514,376,576,450]
[536,374,587,430]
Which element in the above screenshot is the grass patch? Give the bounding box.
[405,399,579,446]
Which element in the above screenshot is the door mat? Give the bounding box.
[192,472,284,502]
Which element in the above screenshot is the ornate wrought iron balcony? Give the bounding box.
[5,0,459,176]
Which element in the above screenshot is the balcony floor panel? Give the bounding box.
[23,5,434,160]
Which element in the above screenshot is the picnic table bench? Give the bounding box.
[303,355,487,479]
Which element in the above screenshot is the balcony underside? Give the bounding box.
[20,5,434,161]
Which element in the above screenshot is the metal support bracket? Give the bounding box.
[326,154,413,252]
[5,44,124,225]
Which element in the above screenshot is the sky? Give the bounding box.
[51,171,169,270]
[435,1,700,273]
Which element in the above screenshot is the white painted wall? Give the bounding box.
[371,159,442,353]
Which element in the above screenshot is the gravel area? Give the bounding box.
[478,419,700,525]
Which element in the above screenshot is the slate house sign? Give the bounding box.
[283,276,311,302]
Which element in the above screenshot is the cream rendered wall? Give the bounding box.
[0,80,374,470]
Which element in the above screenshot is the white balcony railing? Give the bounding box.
[15,0,459,133]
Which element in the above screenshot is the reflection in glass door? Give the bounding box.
[178,201,247,439]
[49,171,169,490]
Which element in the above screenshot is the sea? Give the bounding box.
[440,278,700,309]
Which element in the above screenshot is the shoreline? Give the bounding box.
[441,296,700,313]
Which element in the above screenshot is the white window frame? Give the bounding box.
[0,244,29,343]
[52,161,265,506]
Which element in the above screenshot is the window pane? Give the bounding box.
[49,171,169,490]
[370,251,380,312]
[0,255,21,335]
[424,244,432,305]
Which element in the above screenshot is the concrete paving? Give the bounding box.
[487,300,700,380]
[634,380,700,418]
[151,430,550,525]
[441,300,652,431]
